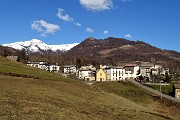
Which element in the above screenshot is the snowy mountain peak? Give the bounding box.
[2,39,79,52]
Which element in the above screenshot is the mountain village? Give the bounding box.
[1,1,180,119]
[24,59,179,100]
[2,38,180,119]
[26,61,169,81]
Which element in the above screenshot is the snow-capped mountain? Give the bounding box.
[2,39,79,52]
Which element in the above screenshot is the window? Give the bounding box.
[100,73,102,76]
[176,89,180,92]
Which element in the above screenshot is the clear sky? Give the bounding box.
[0,0,179,52]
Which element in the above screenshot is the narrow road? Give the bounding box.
[127,79,180,103]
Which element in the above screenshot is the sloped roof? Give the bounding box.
[104,66,124,69]
[96,68,106,74]
[151,68,157,71]
[140,62,153,67]
[174,84,180,89]
[64,65,76,67]
[124,64,137,67]
[78,69,91,71]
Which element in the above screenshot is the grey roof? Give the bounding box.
[64,65,76,67]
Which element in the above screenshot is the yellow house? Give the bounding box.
[96,65,106,81]
[173,84,180,99]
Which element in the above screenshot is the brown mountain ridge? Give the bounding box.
[1,37,180,70]
[64,37,180,70]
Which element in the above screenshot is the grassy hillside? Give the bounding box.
[93,82,180,119]
[0,56,64,80]
[0,56,180,120]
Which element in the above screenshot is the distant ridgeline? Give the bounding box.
[64,37,180,71]
[1,37,180,70]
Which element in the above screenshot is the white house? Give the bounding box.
[27,62,34,67]
[80,64,96,71]
[78,69,91,79]
[151,64,169,75]
[78,69,95,81]
[124,64,140,79]
[77,64,96,81]
[161,67,170,75]
[38,62,48,70]
[46,64,60,73]
[63,65,76,74]
[27,61,47,70]
[27,62,41,68]
[27,62,60,73]
[139,62,154,78]
[104,66,125,81]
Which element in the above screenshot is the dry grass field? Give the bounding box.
[0,56,180,120]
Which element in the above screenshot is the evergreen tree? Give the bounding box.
[3,49,8,57]
[165,73,171,83]
[76,57,81,69]
[139,75,144,82]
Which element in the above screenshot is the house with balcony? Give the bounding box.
[104,66,125,81]
[139,62,154,78]
[77,64,96,81]
[78,69,95,81]
[46,64,60,73]
[63,65,77,74]
[124,64,140,79]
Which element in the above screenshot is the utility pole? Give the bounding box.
[160,80,162,100]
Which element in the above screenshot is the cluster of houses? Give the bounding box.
[27,61,169,81]
[76,62,169,82]
[27,62,60,73]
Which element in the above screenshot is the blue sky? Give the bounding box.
[0,0,179,52]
